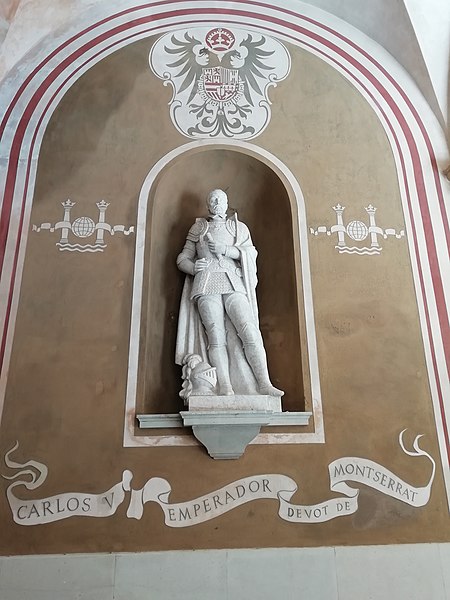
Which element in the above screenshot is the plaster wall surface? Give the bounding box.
[403,0,450,131]
[304,0,449,131]
[405,0,450,130]
[0,0,18,42]
[0,544,449,599]
[0,0,20,20]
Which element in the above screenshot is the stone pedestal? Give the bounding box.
[188,394,282,412]
[180,394,282,459]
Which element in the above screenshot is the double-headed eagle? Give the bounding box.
[163,31,275,105]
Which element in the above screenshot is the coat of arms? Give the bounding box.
[149,27,291,139]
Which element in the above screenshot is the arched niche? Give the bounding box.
[136,147,306,416]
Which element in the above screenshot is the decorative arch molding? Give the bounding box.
[0,1,447,496]
[125,140,322,447]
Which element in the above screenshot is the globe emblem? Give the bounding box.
[72,216,96,238]
[346,220,368,241]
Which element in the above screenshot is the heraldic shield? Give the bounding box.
[201,66,242,103]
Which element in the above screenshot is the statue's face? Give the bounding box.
[207,190,228,216]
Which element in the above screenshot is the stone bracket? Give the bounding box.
[180,410,273,459]
[137,395,312,458]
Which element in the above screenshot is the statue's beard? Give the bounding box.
[208,206,227,219]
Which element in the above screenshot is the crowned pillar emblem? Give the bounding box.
[310,203,405,255]
[32,200,134,253]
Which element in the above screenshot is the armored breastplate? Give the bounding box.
[191,219,246,298]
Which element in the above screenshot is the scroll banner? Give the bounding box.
[3,442,133,525]
[2,432,435,527]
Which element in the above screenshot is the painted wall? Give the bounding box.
[1,0,449,135]
[0,0,448,596]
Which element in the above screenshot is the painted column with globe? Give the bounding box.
[332,204,346,247]
[95,200,110,246]
[365,204,380,248]
[32,199,134,253]
[60,199,76,244]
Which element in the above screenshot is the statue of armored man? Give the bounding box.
[175,189,283,399]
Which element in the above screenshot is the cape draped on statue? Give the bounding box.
[175,213,260,394]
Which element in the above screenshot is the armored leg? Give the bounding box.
[197,295,234,395]
[224,293,283,397]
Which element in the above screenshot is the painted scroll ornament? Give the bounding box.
[2,432,435,527]
[149,27,291,139]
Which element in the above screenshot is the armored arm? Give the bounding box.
[176,239,196,276]
[206,237,240,259]
[176,219,208,275]
[224,245,240,259]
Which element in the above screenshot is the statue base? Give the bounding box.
[188,394,282,412]
[180,393,282,459]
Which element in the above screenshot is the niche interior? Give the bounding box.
[136,148,308,422]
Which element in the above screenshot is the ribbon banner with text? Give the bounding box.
[2,431,435,526]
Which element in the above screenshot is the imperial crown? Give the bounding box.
[205,28,235,52]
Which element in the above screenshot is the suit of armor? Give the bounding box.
[176,192,282,397]
[183,216,246,298]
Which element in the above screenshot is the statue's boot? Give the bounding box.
[244,343,284,397]
[234,318,284,396]
[208,345,234,395]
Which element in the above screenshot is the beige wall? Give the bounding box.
[0,34,447,554]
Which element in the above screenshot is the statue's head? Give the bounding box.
[206,189,228,217]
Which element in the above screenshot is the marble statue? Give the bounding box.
[175,189,283,398]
